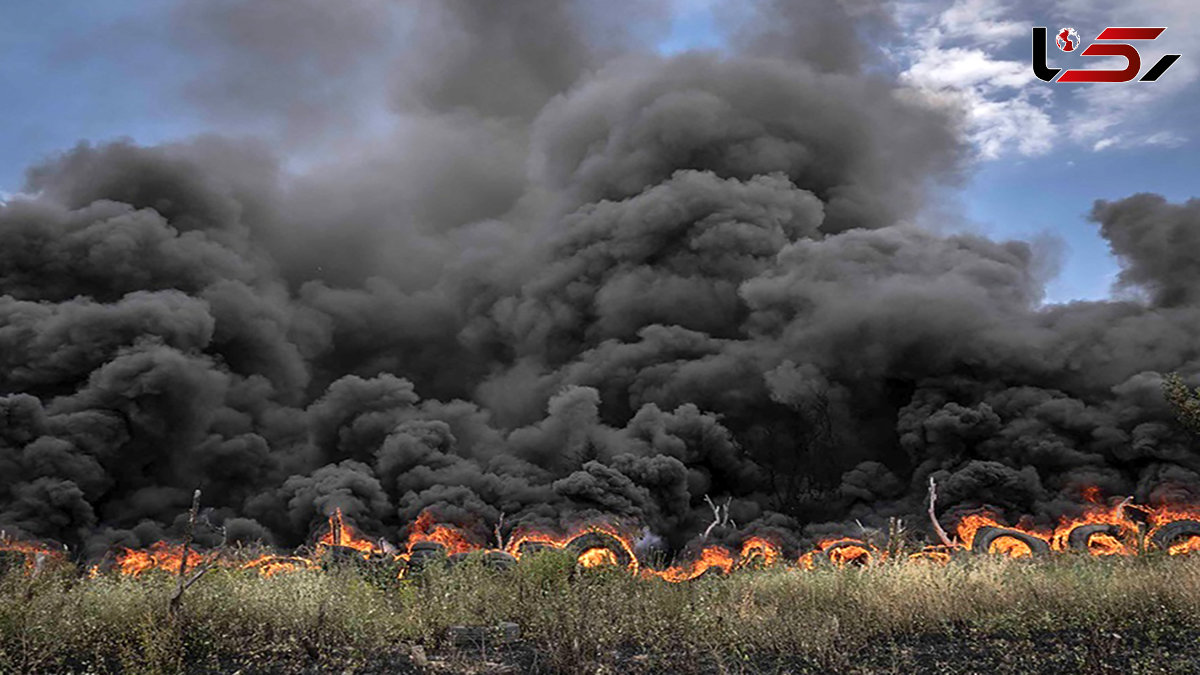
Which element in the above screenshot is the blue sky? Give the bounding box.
[2,0,1196,303]
[0,2,196,188]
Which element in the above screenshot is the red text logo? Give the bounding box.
[1033,27,1180,83]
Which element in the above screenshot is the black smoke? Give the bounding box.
[2,0,1198,558]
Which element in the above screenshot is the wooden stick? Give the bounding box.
[494,512,507,550]
[927,476,955,548]
[169,489,202,616]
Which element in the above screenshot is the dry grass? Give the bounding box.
[2,552,1199,673]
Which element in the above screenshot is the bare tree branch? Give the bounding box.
[169,489,202,617]
[927,476,955,548]
[701,495,731,539]
[494,512,507,550]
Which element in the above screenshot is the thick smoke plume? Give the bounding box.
[2,0,1199,558]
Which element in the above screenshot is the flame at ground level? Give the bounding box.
[15,491,1200,583]
[989,537,1032,559]
[1169,536,1200,556]
[241,555,318,578]
[315,509,382,559]
[645,546,735,582]
[821,538,875,567]
[116,541,211,577]
[577,548,618,568]
[739,537,781,568]
[405,511,478,556]
[0,536,63,571]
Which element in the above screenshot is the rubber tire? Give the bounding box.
[512,540,553,559]
[564,532,633,569]
[1066,523,1124,552]
[321,544,367,569]
[483,550,518,571]
[738,550,772,570]
[971,526,1050,556]
[822,540,874,567]
[907,542,955,559]
[1150,519,1200,552]
[407,541,447,570]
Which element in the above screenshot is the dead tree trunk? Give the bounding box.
[701,495,733,539]
[168,489,202,617]
[927,476,955,548]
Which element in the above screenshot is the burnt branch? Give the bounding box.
[927,476,955,548]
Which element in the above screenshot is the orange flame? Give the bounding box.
[646,545,735,582]
[315,508,383,558]
[989,537,1032,558]
[404,510,478,556]
[820,538,875,567]
[1143,503,1200,527]
[504,522,640,573]
[0,536,63,571]
[33,485,1200,583]
[954,512,1050,556]
[577,548,618,568]
[1168,536,1200,556]
[115,541,210,576]
[1087,533,1132,556]
[1142,502,1200,553]
[738,536,781,568]
[908,545,953,564]
[241,555,317,578]
[954,513,1001,549]
[1048,491,1137,556]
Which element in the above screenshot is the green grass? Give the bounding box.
[2,552,1200,673]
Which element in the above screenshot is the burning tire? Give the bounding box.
[908,545,958,564]
[1065,523,1122,551]
[1150,519,1200,553]
[971,526,1050,557]
[565,532,633,570]
[512,540,553,560]
[822,540,874,567]
[1064,523,1133,555]
[321,544,366,566]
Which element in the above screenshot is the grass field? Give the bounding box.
[3,552,1200,674]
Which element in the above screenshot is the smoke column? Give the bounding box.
[2,0,1198,558]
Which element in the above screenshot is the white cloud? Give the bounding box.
[1144,130,1186,147]
[897,0,1056,159]
[903,46,1031,90]
[970,96,1057,158]
[935,0,1025,45]
[1090,130,1186,153]
[892,0,1196,161]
